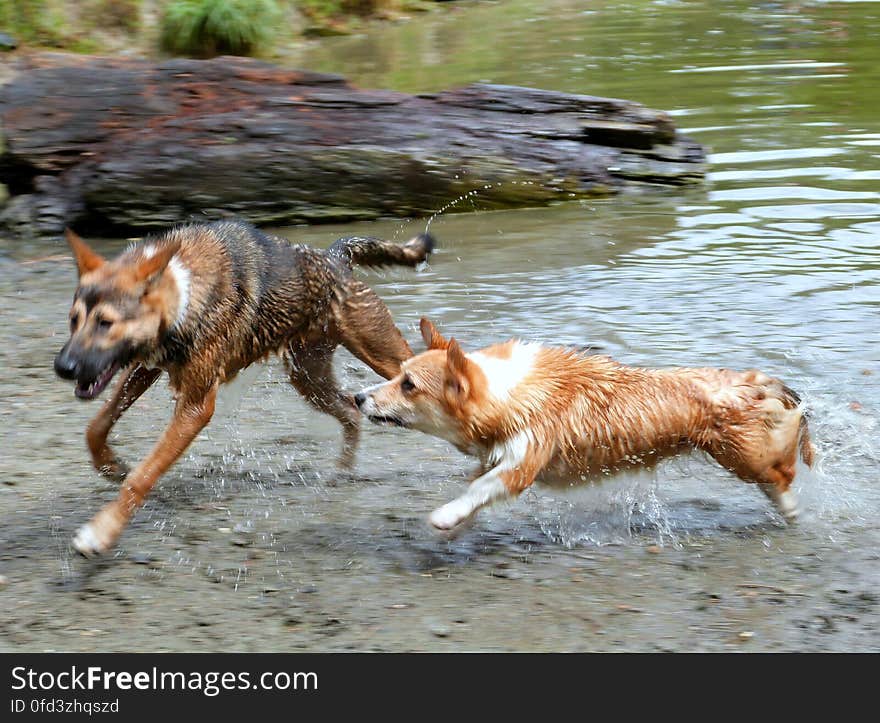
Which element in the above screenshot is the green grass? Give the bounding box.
[0,0,140,48]
[0,0,420,56]
[0,0,71,47]
[160,0,283,57]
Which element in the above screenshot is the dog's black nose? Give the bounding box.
[354,392,366,409]
[54,351,78,380]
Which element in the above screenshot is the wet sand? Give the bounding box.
[2,427,878,652]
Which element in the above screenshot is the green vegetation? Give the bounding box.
[0,0,140,51]
[0,1,430,57]
[159,0,282,57]
[0,0,71,48]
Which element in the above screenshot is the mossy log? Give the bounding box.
[0,53,705,236]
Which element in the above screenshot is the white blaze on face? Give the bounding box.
[167,256,191,328]
[356,380,386,417]
[467,342,539,402]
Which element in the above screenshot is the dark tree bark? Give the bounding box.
[0,53,705,236]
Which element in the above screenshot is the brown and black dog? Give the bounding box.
[356,319,815,535]
[54,219,434,556]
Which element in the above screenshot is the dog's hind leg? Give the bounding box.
[757,463,800,523]
[709,440,801,523]
[86,364,162,482]
[701,373,805,524]
[286,345,361,470]
[337,280,413,380]
[73,382,218,556]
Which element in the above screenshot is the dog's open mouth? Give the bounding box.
[368,414,407,428]
[75,362,120,400]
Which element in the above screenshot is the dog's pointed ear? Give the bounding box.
[444,338,472,399]
[65,228,105,276]
[135,243,180,286]
[420,317,449,350]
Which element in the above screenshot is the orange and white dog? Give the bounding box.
[355,318,815,535]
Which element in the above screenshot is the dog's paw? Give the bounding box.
[98,459,129,484]
[90,444,129,483]
[72,524,107,557]
[429,501,475,535]
[429,505,461,531]
[759,483,800,524]
[778,490,800,523]
[72,505,125,557]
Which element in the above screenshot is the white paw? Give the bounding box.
[72,523,109,557]
[777,490,800,523]
[429,501,474,532]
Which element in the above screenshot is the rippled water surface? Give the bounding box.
[1,0,878,650]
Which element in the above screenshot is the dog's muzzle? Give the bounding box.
[353,391,407,427]
[54,343,125,400]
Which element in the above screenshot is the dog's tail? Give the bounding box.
[328,233,435,269]
[800,418,816,468]
[782,384,816,468]
[797,413,816,468]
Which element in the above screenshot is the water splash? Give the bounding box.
[424,180,542,233]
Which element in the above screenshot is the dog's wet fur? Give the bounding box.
[356,318,815,535]
[55,219,434,555]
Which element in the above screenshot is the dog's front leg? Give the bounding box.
[429,464,537,534]
[86,364,162,482]
[73,383,218,556]
[430,438,550,535]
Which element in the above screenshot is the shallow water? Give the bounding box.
[1,0,878,650]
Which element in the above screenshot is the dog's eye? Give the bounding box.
[401,375,416,393]
[70,313,79,331]
[97,318,113,331]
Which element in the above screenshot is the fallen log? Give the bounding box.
[0,53,705,236]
